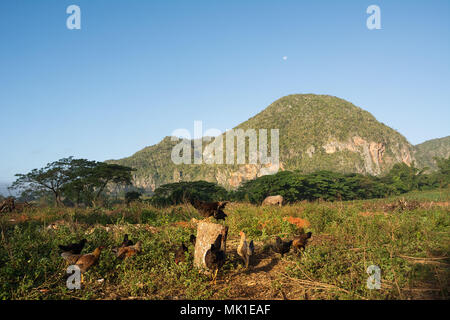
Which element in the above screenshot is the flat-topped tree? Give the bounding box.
[10,157,79,207]
[10,157,134,207]
[71,162,135,207]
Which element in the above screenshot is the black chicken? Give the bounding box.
[189,234,196,246]
[58,239,87,254]
[174,242,188,264]
[204,234,226,284]
[191,199,228,221]
[213,208,227,221]
[273,237,293,257]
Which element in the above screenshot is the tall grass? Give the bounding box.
[0,189,448,300]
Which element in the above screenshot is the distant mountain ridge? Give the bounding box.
[108,94,447,191]
[414,136,450,171]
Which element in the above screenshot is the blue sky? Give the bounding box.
[0,0,449,183]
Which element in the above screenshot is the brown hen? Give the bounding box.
[116,241,142,259]
[293,232,312,254]
[61,246,105,282]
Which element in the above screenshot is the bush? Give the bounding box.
[150,180,228,207]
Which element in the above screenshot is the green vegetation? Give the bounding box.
[2,94,448,300]
[237,94,413,173]
[151,181,228,207]
[233,171,391,204]
[10,157,135,207]
[9,154,449,209]
[125,191,142,206]
[0,189,448,300]
[150,157,449,205]
[415,136,450,171]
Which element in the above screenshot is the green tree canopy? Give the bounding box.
[151,180,228,207]
[435,157,450,187]
[10,157,135,207]
[63,162,135,207]
[10,157,77,206]
[125,191,142,206]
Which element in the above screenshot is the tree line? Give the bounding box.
[6,156,449,207]
[151,157,450,206]
[9,157,135,207]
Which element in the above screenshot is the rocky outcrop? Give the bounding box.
[214,162,284,188]
[320,136,413,176]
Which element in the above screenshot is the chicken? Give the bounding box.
[58,239,87,254]
[273,237,292,257]
[191,199,228,221]
[174,242,188,264]
[189,234,196,246]
[237,231,254,268]
[112,234,134,255]
[61,246,104,282]
[204,234,226,284]
[116,241,142,260]
[293,232,312,254]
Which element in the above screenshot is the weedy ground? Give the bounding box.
[0,189,448,300]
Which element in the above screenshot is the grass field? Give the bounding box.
[0,188,449,300]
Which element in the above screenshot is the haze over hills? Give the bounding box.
[108,94,448,191]
[0,183,12,197]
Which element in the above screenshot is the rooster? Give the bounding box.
[237,231,254,268]
[204,234,226,284]
[58,239,87,254]
[293,232,312,254]
[61,246,105,282]
[116,241,142,260]
[273,237,292,257]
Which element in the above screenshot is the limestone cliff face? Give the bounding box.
[214,162,284,188]
[320,136,414,176]
[132,174,157,191]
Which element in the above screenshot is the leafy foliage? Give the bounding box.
[151,181,228,207]
[10,157,135,207]
[414,136,450,171]
[10,157,78,206]
[233,157,450,204]
[233,170,391,204]
[63,162,135,207]
[125,191,142,205]
[0,188,448,300]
